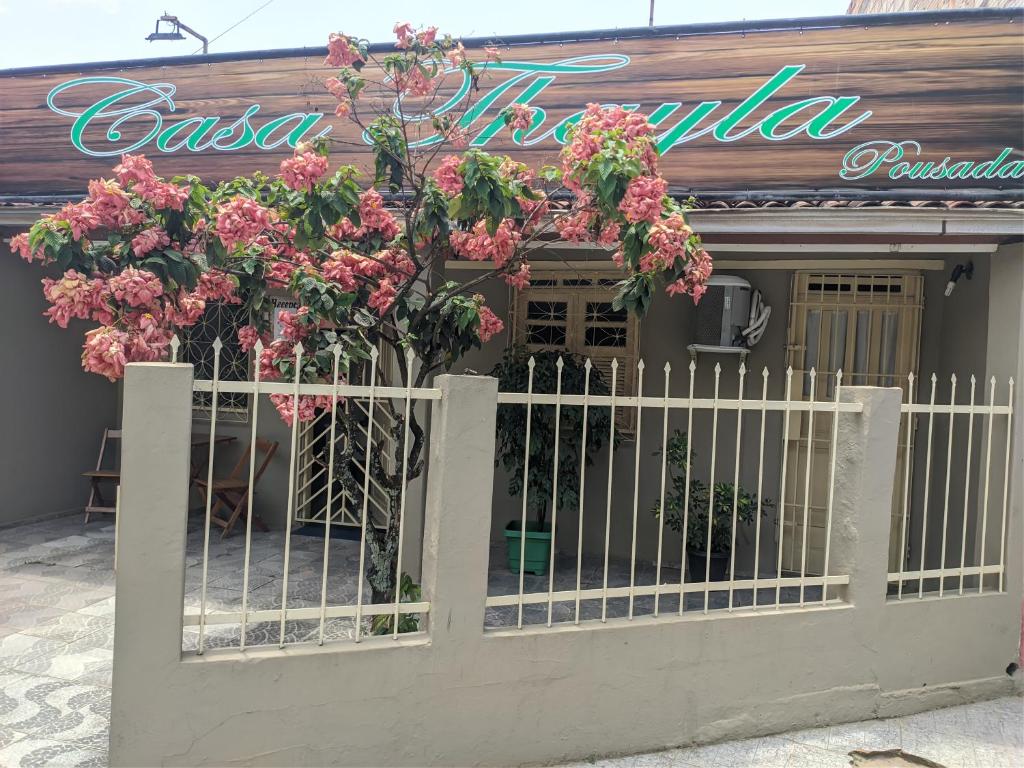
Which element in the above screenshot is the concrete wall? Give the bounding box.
[0,234,118,526]
[454,252,1000,578]
[109,369,1022,767]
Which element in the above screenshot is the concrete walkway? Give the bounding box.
[559,696,1023,768]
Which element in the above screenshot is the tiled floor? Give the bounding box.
[559,696,1024,767]
[0,513,1020,767]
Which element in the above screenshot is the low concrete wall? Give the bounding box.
[109,369,1022,767]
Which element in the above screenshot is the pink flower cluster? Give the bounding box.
[476,301,504,343]
[41,270,111,328]
[270,393,338,426]
[504,261,531,290]
[449,219,521,268]
[195,269,240,304]
[433,155,464,196]
[618,175,668,224]
[324,77,352,118]
[236,325,267,353]
[130,226,170,257]
[666,248,714,304]
[505,103,534,133]
[80,321,174,381]
[393,22,438,49]
[554,209,595,243]
[112,155,188,211]
[394,67,436,97]
[278,306,317,341]
[561,104,657,192]
[356,190,401,241]
[279,149,329,192]
[108,266,164,308]
[368,278,397,315]
[645,213,693,267]
[324,33,364,67]
[215,196,275,250]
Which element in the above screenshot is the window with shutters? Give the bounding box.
[511,273,640,431]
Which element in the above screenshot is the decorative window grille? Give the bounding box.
[511,273,640,430]
[180,302,250,421]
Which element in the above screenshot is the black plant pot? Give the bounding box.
[686,549,729,582]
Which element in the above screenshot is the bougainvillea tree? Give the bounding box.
[11,22,712,620]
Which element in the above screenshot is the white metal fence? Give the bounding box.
[890,372,1015,599]
[487,358,862,629]
[172,337,436,652]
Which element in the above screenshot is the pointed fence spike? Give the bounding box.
[908,372,915,383]
[369,346,379,360]
[836,369,844,385]
[212,336,223,352]
[931,373,938,383]
[713,362,721,374]
[762,366,769,378]
[611,358,619,370]
[556,356,565,369]
[970,374,976,385]
[664,361,672,373]
[584,358,592,370]
[1008,377,1015,386]
[405,347,414,363]
[808,367,817,377]
[637,359,645,371]
[252,338,264,356]
[528,356,536,368]
[950,373,957,383]
[688,360,696,373]
[333,343,343,360]
[738,362,746,375]
[169,334,181,362]
[785,365,793,376]
[293,342,304,356]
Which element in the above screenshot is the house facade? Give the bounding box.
[0,6,1021,588]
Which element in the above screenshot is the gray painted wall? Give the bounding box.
[0,235,118,526]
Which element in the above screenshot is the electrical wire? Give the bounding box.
[192,0,277,54]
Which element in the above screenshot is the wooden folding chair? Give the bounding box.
[83,428,121,523]
[194,438,279,538]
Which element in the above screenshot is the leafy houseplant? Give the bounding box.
[491,347,616,575]
[652,430,774,581]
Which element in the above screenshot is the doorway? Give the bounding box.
[782,272,924,575]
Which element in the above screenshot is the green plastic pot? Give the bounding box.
[504,521,552,576]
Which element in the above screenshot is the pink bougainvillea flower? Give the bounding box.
[112,154,156,187]
[130,227,171,258]
[368,278,398,315]
[393,21,415,48]
[357,189,401,241]
[505,103,535,133]
[432,155,464,197]
[81,326,129,381]
[108,266,165,308]
[484,45,500,62]
[503,261,531,290]
[215,196,275,250]
[448,42,467,67]
[279,149,329,192]
[324,33,364,67]
[195,269,240,304]
[334,99,352,118]
[236,325,267,353]
[476,302,504,343]
[618,175,669,225]
[449,219,521,268]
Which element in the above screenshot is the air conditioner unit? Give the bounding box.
[694,275,751,347]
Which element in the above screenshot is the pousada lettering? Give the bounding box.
[841,141,1024,181]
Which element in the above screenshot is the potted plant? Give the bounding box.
[652,430,774,582]
[491,347,616,576]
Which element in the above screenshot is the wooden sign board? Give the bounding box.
[1,11,1021,200]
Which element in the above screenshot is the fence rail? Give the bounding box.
[173,336,437,653]
[489,358,860,630]
[890,372,1015,600]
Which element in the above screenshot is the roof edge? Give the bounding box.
[1,7,1020,78]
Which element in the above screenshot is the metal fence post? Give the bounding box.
[109,362,193,767]
[420,374,498,649]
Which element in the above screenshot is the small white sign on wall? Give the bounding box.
[270,297,299,341]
